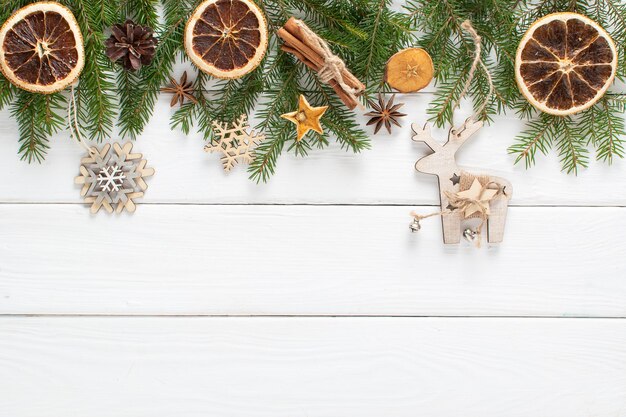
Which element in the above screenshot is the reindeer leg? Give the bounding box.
[486,197,509,243]
[438,178,461,244]
[442,212,461,244]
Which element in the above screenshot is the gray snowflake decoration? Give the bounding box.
[75,142,155,214]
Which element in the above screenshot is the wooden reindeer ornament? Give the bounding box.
[409,20,513,245]
[411,119,512,244]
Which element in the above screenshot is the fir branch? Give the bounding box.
[582,95,626,163]
[555,116,589,174]
[65,0,118,142]
[427,63,470,127]
[116,69,143,138]
[259,0,291,26]
[353,0,413,92]
[192,80,217,140]
[11,91,65,162]
[255,53,301,133]
[119,0,159,26]
[248,53,301,182]
[508,114,557,168]
[170,71,212,135]
[248,122,288,183]
[285,0,367,41]
[117,0,184,138]
[318,105,369,152]
[0,76,15,110]
[360,0,386,84]
[211,68,265,125]
[1,0,32,21]
[598,0,626,77]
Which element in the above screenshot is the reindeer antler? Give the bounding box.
[451,117,483,139]
[411,123,442,152]
[446,117,484,152]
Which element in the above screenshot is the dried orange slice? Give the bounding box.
[385,48,434,93]
[0,1,84,94]
[184,0,268,79]
[515,12,617,116]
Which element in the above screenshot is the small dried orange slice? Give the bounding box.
[0,1,84,94]
[385,48,434,93]
[184,0,268,79]
[515,12,617,116]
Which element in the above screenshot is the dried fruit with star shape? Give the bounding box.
[385,48,434,93]
[105,20,158,71]
[74,142,155,214]
[365,93,406,134]
[205,114,265,172]
[162,71,198,107]
[281,95,328,141]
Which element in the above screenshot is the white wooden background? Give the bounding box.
[2,31,626,417]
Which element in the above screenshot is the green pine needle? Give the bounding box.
[11,91,65,162]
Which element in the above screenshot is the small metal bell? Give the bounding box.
[409,218,421,233]
[463,228,477,242]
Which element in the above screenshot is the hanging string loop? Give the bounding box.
[67,84,97,157]
[451,20,494,129]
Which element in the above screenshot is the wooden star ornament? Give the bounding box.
[455,178,499,218]
[281,95,328,141]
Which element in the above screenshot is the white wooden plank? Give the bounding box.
[1,204,624,316]
[0,93,624,205]
[0,316,624,417]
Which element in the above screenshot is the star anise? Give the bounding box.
[161,71,198,107]
[365,94,406,134]
[105,20,158,71]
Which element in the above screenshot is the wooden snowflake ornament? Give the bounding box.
[412,119,513,244]
[75,143,155,214]
[205,114,265,172]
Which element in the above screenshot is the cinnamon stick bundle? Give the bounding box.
[277,17,365,110]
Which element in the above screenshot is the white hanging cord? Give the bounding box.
[68,84,96,156]
[453,20,494,124]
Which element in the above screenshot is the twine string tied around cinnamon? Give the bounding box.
[294,20,364,109]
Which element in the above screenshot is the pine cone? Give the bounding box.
[105,20,158,71]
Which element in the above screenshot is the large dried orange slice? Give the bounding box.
[0,1,84,94]
[515,12,617,116]
[385,48,434,93]
[184,0,268,79]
